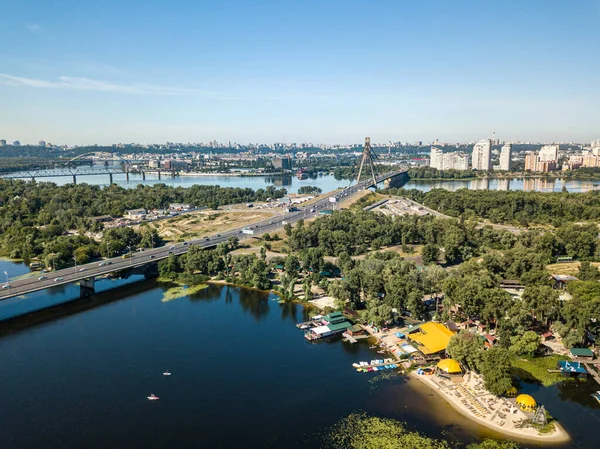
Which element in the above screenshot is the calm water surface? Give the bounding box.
[7,164,600,193]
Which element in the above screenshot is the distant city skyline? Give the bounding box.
[1,0,599,144]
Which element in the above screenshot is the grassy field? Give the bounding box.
[143,210,277,242]
[545,261,600,276]
[510,354,570,386]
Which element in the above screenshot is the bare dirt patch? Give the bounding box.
[145,210,277,242]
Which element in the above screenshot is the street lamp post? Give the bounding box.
[3,270,8,284]
[128,245,132,265]
[73,254,77,268]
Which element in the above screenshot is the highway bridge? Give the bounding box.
[0,169,407,302]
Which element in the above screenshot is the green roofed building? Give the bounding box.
[570,348,595,360]
[304,312,352,341]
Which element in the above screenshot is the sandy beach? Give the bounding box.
[409,370,570,444]
[363,323,570,444]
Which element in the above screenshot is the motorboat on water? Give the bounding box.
[163,370,171,376]
[369,345,377,349]
[592,391,600,404]
[147,394,159,401]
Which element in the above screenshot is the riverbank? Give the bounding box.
[362,323,570,444]
[409,370,570,444]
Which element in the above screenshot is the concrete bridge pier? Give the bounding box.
[109,173,113,184]
[158,170,161,180]
[72,174,77,185]
[142,171,146,181]
[126,170,130,181]
[383,172,408,189]
[143,263,159,279]
[79,277,95,298]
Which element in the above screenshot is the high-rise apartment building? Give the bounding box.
[445,152,470,170]
[12,140,20,146]
[525,151,557,172]
[38,141,46,147]
[498,143,512,171]
[539,144,559,162]
[272,156,292,171]
[429,147,444,169]
[429,147,469,171]
[472,139,492,171]
[0,139,6,146]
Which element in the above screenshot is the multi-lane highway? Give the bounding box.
[0,170,406,300]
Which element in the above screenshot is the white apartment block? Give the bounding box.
[472,139,492,171]
[539,144,559,162]
[498,143,512,171]
[429,147,469,170]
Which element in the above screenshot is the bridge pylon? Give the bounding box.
[79,277,95,298]
[355,137,378,187]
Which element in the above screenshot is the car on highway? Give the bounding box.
[54,277,64,282]
[150,255,155,259]
[38,275,47,280]
[169,245,175,249]
[182,242,188,246]
[216,234,221,237]
[2,283,10,289]
[79,267,87,272]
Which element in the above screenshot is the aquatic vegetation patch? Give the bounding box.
[327,412,450,449]
[161,283,208,302]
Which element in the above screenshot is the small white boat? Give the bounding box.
[592,391,600,404]
[372,367,379,371]
[147,394,159,401]
[163,370,171,376]
[352,363,361,368]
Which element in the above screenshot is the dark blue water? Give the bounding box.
[0,274,598,448]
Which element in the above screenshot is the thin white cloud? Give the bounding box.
[0,73,231,98]
[26,24,41,32]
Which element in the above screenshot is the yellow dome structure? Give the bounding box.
[436,359,462,374]
[516,394,537,411]
[505,386,518,397]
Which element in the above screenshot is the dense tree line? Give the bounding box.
[407,167,477,179]
[0,179,285,264]
[384,187,600,226]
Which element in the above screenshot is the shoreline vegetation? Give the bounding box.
[405,166,600,181]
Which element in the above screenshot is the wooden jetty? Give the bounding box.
[584,363,600,385]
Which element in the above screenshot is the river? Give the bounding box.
[6,165,600,193]
[0,259,598,448]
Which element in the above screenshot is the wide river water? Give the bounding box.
[7,165,600,193]
[0,258,599,448]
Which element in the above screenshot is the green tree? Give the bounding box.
[446,331,482,371]
[479,347,513,396]
[303,278,312,301]
[284,254,300,277]
[509,331,541,356]
[577,261,600,281]
[422,244,440,265]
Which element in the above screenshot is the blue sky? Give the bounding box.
[1,0,599,145]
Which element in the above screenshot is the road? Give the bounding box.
[0,170,405,300]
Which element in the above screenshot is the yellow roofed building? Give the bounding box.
[436,359,462,374]
[408,322,455,355]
